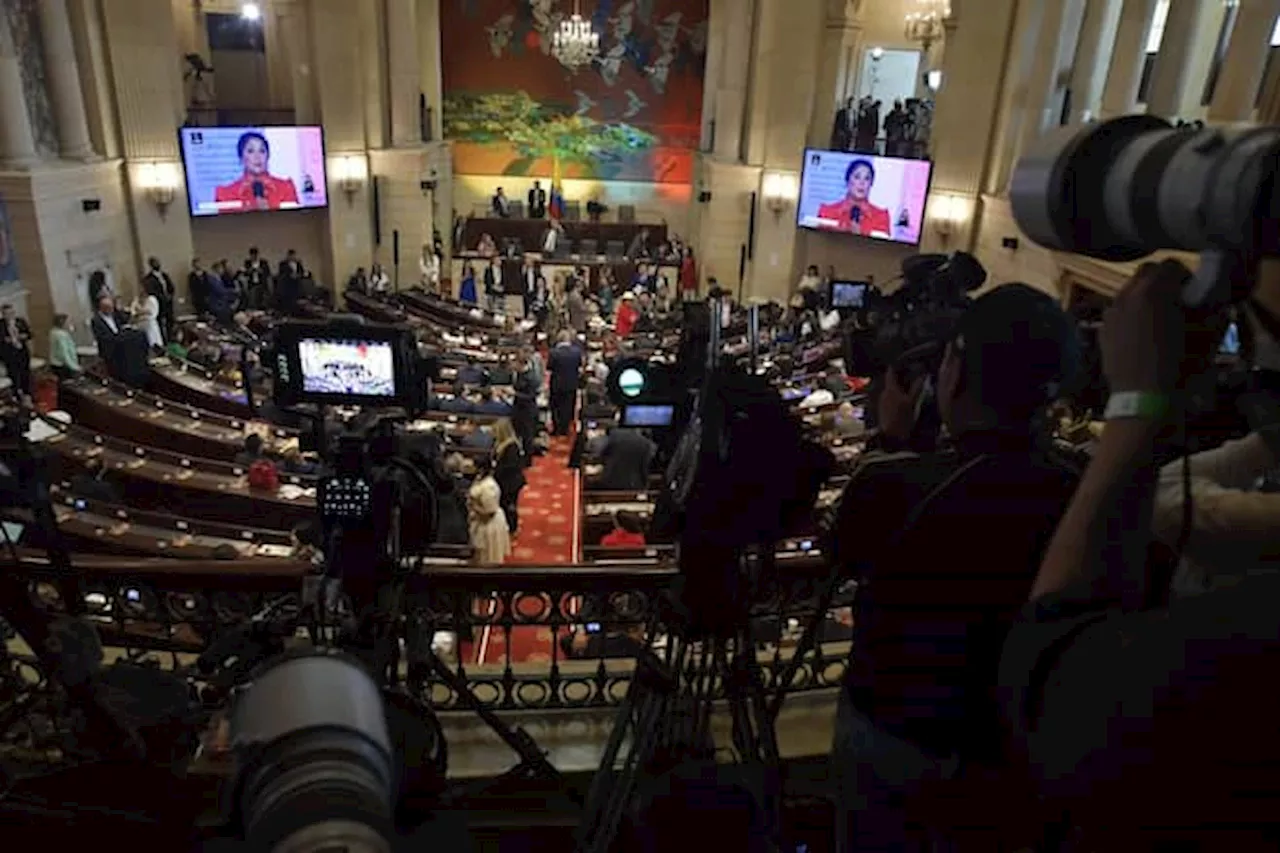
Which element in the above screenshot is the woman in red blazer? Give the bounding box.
[214,131,300,212]
[815,158,892,238]
[678,247,698,297]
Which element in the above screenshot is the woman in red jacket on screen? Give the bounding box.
[214,131,300,212]
[815,158,892,238]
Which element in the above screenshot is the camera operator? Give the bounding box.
[829,283,1083,851]
[1008,260,1280,843]
[1151,283,1280,598]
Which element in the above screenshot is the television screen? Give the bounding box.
[797,149,932,246]
[179,126,328,217]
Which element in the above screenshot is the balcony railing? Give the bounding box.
[1,551,852,772]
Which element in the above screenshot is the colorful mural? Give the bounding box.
[441,0,709,184]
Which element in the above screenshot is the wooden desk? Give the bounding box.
[148,360,253,419]
[461,216,668,258]
[39,418,316,530]
[449,255,679,299]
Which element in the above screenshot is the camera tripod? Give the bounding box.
[575,574,784,853]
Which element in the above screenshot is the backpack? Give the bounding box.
[247,459,280,492]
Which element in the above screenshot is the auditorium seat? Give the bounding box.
[509,200,525,218]
[618,205,636,223]
[606,240,625,259]
[579,238,598,256]
[564,201,581,221]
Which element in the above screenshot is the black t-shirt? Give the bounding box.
[1001,573,1280,832]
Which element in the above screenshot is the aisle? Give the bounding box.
[471,434,580,666]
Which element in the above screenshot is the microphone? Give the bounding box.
[252,180,265,206]
[850,206,861,225]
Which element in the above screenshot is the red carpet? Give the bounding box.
[470,434,581,666]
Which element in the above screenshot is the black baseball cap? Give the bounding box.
[953,283,1080,418]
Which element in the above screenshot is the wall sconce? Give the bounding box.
[136,161,179,215]
[331,154,368,203]
[929,192,971,241]
[761,172,798,217]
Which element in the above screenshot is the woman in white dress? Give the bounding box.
[467,456,511,564]
[369,262,391,294]
[419,245,441,292]
[132,288,164,351]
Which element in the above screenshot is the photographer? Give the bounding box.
[1152,289,1280,598]
[1007,260,1280,843]
[829,283,1082,850]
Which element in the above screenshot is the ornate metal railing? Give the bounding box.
[1,554,852,722]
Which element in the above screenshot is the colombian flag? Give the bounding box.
[549,159,565,220]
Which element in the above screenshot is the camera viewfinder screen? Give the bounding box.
[299,338,396,399]
[622,404,675,427]
[831,281,869,309]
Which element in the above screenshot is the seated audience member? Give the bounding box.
[467,456,511,564]
[475,387,513,416]
[582,388,615,421]
[455,357,489,387]
[71,456,123,504]
[476,233,498,258]
[435,453,471,545]
[597,421,657,491]
[290,519,324,566]
[598,270,616,319]
[832,401,864,439]
[601,510,647,548]
[828,283,1082,851]
[460,421,494,451]
[346,267,369,295]
[235,433,268,466]
[491,186,511,218]
[48,313,82,379]
[615,292,640,337]
[281,446,320,476]
[492,417,527,534]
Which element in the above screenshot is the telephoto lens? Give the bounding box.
[1010,116,1280,264]
[228,650,395,853]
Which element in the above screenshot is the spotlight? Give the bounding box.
[240,3,261,21]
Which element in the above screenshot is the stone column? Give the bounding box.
[928,0,1020,249]
[419,0,444,142]
[1009,0,1075,176]
[808,0,862,147]
[39,0,95,159]
[1069,0,1124,122]
[0,11,38,167]
[1099,0,1159,117]
[386,0,421,147]
[700,0,726,150]
[1144,0,1210,117]
[713,0,754,162]
[1209,0,1280,121]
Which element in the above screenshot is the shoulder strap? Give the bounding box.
[885,453,991,552]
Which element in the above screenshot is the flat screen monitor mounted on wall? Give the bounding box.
[796,148,933,247]
[179,126,328,217]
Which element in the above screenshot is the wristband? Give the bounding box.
[1104,391,1170,422]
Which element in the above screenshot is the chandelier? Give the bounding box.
[904,0,950,52]
[552,0,600,72]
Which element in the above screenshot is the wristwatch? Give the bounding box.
[1103,391,1170,422]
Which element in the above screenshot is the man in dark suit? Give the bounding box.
[276,249,305,315]
[206,261,234,325]
[597,424,656,491]
[455,357,489,387]
[491,187,511,218]
[143,256,176,340]
[242,246,273,310]
[528,181,547,218]
[188,258,210,316]
[90,294,127,358]
[91,294,149,384]
[0,303,33,400]
[547,330,583,436]
[520,258,539,318]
